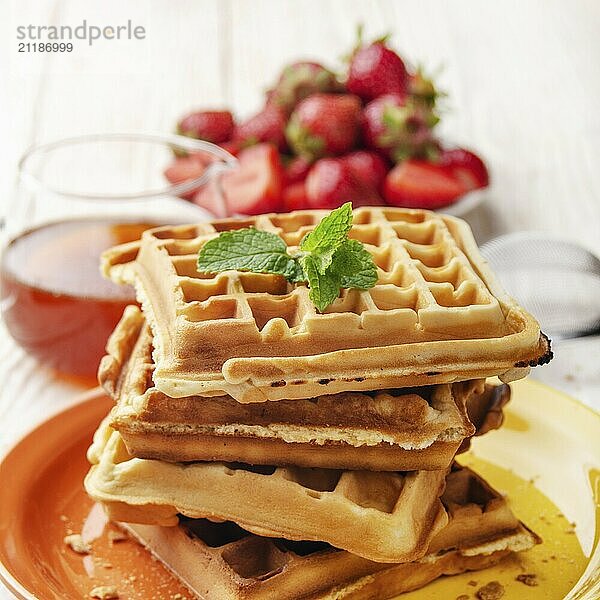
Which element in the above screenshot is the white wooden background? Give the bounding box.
[1,2,600,595]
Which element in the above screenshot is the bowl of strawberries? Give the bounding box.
[164,31,489,217]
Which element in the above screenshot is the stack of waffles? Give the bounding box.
[85,207,552,599]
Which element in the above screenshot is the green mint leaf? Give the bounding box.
[300,202,353,274]
[330,239,378,289]
[197,228,299,280]
[195,205,377,313]
[286,258,307,283]
[301,254,341,313]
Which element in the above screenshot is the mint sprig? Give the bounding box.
[197,203,378,312]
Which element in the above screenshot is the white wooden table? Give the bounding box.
[1,1,599,597]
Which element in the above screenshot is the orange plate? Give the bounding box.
[0,390,192,600]
[0,381,598,600]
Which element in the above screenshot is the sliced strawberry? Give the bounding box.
[305,158,383,210]
[383,160,468,209]
[439,148,489,190]
[347,39,409,102]
[177,110,235,144]
[282,182,310,211]
[164,153,211,200]
[193,143,284,216]
[342,151,389,192]
[234,104,288,152]
[284,156,312,185]
[286,94,362,161]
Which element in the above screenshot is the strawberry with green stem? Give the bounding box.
[361,93,440,162]
[268,61,341,115]
[346,27,409,102]
[408,65,445,111]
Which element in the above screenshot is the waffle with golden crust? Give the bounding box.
[101,207,551,402]
[99,306,509,470]
[85,420,448,563]
[118,464,539,599]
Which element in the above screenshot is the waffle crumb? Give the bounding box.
[108,529,129,544]
[516,573,539,586]
[172,595,184,600]
[457,595,470,600]
[468,581,478,586]
[476,581,505,600]
[64,534,91,555]
[89,586,119,599]
[103,562,113,569]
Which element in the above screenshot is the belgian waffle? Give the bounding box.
[84,421,448,563]
[119,465,539,600]
[99,306,510,470]
[102,207,551,402]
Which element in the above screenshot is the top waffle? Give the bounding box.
[103,207,551,401]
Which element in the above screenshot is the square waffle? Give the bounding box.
[102,208,551,402]
[84,420,448,563]
[118,465,539,600]
[99,306,509,470]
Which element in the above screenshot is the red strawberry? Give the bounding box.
[342,151,389,192]
[284,156,312,185]
[286,94,362,161]
[361,94,440,162]
[219,139,243,157]
[282,181,310,211]
[408,67,443,110]
[269,61,341,115]
[234,104,287,152]
[177,110,234,144]
[347,39,409,102]
[193,143,284,216]
[439,148,489,189]
[383,160,467,209]
[305,157,383,209]
[164,153,212,200]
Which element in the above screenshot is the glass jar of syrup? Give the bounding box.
[0,133,235,379]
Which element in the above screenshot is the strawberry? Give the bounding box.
[193,143,284,216]
[342,151,389,192]
[269,61,341,115]
[346,38,409,102]
[284,156,312,185]
[177,110,235,144]
[361,94,440,162]
[164,153,212,200]
[286,94,362,161]
[282,181,310,211]
[439,148,489,190]
[305,157,383,209]
[219,139,243,157]
[383,160,467,209]
[408,67,443,111]
[234,104,288,152]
